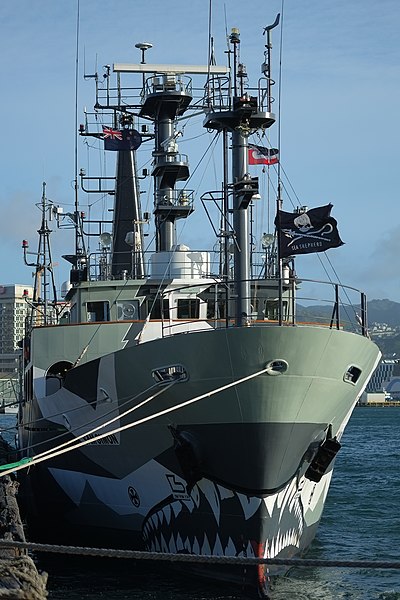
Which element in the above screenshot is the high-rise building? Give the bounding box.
[0,284,33,375]
[366,358,397,393]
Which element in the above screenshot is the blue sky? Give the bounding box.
[0,0,399,303]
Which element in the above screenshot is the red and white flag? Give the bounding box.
[248,144,279,165]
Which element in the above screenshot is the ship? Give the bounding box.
[16,16,381,598]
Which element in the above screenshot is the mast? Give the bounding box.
[22,182,58,326]
[232,126,252,323]
[80,57,147,281]
[138,65,193,251]
[113,56,229,255]
[81,49,228,281]
[203,22,278,326]
[111,114,145,278]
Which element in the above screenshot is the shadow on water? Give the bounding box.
[37,549,400,600]
[268,538,400,600]
[38,554,244,600]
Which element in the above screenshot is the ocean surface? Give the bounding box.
[2,407,400,599]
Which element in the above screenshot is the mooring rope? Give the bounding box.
[0,540,399,570]
[22,381,176,463]
[0,366,269,477]
[0,383,174,475]
[15,380,169,454]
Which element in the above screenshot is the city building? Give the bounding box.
[365,359,398,393]
[0,284,33,376]
[361,358,400,403]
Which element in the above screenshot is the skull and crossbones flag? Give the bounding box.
[275,203,344,258]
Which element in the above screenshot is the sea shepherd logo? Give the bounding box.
[275,203,344,258]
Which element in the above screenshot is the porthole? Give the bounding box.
[343,365,362,385]
[152,364,188,384]
[46,361,73,395]
[265,359,288,376]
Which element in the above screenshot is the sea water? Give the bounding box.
[2,408,400,599]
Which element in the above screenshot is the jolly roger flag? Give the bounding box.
[275,203,344,258]
[103,127,142,151]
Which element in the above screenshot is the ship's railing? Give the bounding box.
[289,279,369,337]
[92,82,211,112]
[87,60,275,113]
[78,250,370,337]
[154,188,194,207]
[89,74,194,112]
[257,77,275,113]
[86,244,214,282]
[142,74,193,100]
[204,76,231,110]
[93,86,143,110]
[156,277,370,338]
[152,152,189,165]
[204,77,274,113]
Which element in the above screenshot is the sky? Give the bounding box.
[0,0,399,303]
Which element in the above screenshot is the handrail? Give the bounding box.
[155,276,370,338]
[61,259,371,338]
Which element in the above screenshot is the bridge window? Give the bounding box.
[149,298,169,319]
[87,301,110,322]
[264,300,288,320]
[177,298,200,319]
[207,299,226,319]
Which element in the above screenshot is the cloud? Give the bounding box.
[357,228,400,300]
[0,191,37,242]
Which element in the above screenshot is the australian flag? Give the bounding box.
[103,127,142,151]
[248,144,279,165]
[275,203,344,258]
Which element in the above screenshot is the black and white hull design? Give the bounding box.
[20,324,379,595]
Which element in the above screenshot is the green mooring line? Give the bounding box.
[0,457,32,471]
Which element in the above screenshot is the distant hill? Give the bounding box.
[297,298,400,358]
[297,299,400,328]
[375,333,400,359]
[297,304,334,321]
[366,299,400,328]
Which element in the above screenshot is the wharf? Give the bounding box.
[0,438,47,599]
[357,402,400,407]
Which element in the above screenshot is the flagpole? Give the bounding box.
[73,0,87,280]
[74,0,80,266]
[276,8,284,325]
[276,182,283,326]
[263,12,284,324]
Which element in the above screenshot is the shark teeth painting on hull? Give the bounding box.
[237,492,262,520]
[168,533,177,553]
[140,469,316,562]
[201,534,212,555]
[196,480,220,524]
